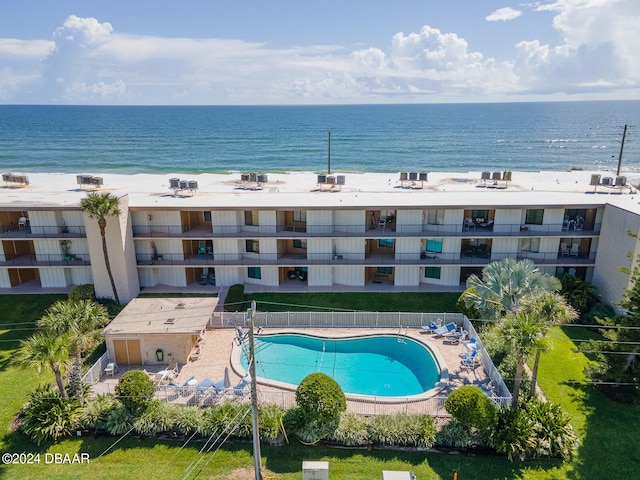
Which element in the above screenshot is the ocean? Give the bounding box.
[0,101,637,175]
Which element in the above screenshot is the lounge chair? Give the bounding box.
[443,327,467,345]
[570,243,579,257]
[433,322,457,338]
[460,350,479,370]
[463,338,478,352]
[420,320,442,334]
[560,243,569,256]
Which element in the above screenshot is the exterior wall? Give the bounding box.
[309,266,332,286]
[307,210,332,234]
[494,209,522,233]
[396,210,422,233]
[85,195,140,303]
[106,333,197,365]
[420,265,460,286]
[394,265,419,286]
[333,265,364,286]
[592,204,640,308]
[212,211,241,234]
[334,210,364,233]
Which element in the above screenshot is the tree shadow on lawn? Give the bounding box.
[562,382,640,480]
[0,431,565,480]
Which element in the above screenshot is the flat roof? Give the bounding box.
[102,297,217,336]
[2,170,639,213]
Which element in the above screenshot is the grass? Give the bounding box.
[245,291,462,313]
[0,293,638,479]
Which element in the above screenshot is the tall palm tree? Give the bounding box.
[462,258,562,321]
[14,333,71,399]
[501,310,548,407]
[521,293,578,397]
[80,192,122,303]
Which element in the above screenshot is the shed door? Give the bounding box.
[113,339,143,365]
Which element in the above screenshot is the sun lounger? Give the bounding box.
[433,322,457,338]
[420,320,442,334]
[443,327,467,345]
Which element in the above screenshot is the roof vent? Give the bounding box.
[164,318,176,325]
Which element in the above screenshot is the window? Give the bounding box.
[248,267,261,279]
[424,266,441,279]
[378,238,394,249]
[293,210,307,222]
[520,237,540,253]
[203,211,212,222]
[293,239,307,249]
[245,239,259,253]
[244,210,259,226]
[426,209,445,225]
[525,209,544,225]
[425,238,443,253]
[377,267,393,275]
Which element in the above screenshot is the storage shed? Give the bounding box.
[102,297,217,365]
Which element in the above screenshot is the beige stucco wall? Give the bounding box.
[106,333,198,366]
[84,194,140,303]
[592,204,640,310]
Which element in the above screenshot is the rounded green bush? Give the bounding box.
[445,385,497,432]
[21,385,82,445]
[115,370,155,411]
[68,284,95,302]
[295,372,346,423]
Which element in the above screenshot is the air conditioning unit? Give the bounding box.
[302,461,328,480]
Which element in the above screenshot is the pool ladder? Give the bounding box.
[397,325,408,344]
[317,341,326,372]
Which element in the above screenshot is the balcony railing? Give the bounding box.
[0,253,90,266]
[131,222,602,239]
[134,250,596,267]
[0,225,86,238]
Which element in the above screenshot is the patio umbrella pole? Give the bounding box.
[248,300,263,480]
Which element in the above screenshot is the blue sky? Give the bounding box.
[1,0,638,105]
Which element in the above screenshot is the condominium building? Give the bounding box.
[1,171,639,307]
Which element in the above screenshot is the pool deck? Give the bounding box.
[95,327,491,415]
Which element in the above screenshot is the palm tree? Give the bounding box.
[37,299,110,401]
[80,192,122,303]
[462,258,562,320]
[501,310,548,407]
[521,293,578,397]
[14,333,71,399]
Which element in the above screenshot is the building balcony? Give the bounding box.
[0,253,90,266]
[132,221,601,239]
[0,225,86,239]
[134,250,596,268]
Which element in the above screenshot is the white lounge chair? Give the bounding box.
[570,243,579,257]
[433,322,457,338]
[460,350,479,370]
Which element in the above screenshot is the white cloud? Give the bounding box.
[0,8,638,104]
[486,7,523,22]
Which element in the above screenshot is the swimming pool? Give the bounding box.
[237,333,443,398]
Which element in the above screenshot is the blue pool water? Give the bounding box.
[240,334,441,397]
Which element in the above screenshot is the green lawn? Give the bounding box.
[245,291,462,313]
[1,294,638,479]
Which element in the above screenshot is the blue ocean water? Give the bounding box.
[0,101,637,174]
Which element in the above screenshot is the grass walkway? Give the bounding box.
[0,294,638,479]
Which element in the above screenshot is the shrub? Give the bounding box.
[106,406,135,435]
[202,402,252,439]
[68,284,95,302]
[329,411,370,446]
[134,400,176,436]
[445,386,497,432]
[79,394,119,431]
[582,302,615,325]
[295,373,346,424]
[225,284,245,312]
[115,370,155,412]
[21,385,82,445]
[368,413,436,448]
[258,404,287,441]
[173,405,204,436]
[489,399,579,462]
[436,419,471,448]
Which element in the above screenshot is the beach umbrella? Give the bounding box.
[224,366,231,388]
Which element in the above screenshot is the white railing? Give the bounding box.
[82,351,110,385]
